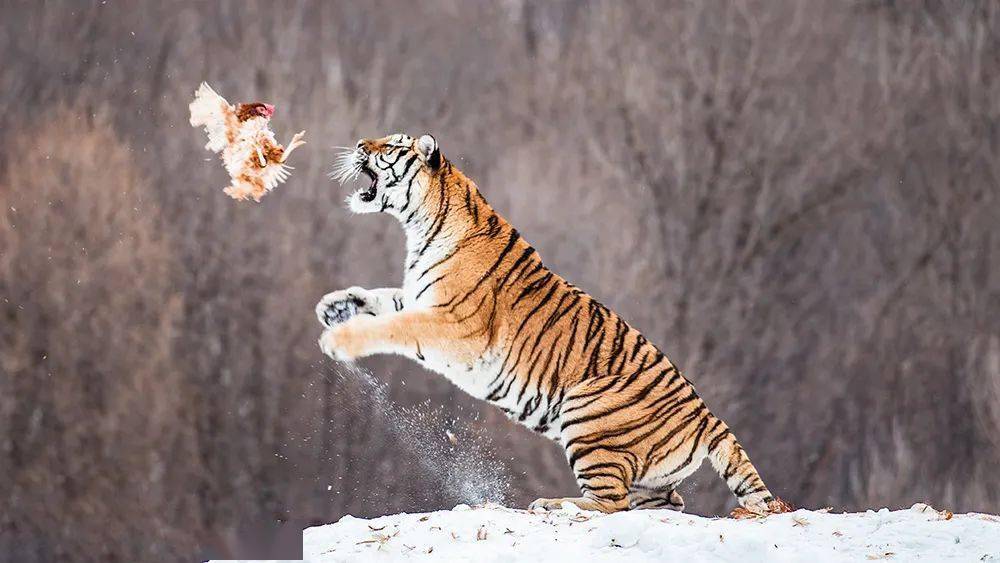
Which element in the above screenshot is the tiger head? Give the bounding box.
[331,133,442,215]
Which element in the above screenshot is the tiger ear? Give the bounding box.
[416,134,441,169]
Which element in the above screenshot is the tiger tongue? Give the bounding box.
[358,166,378,202]
[359,178,377,202]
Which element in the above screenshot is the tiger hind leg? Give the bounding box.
[528,448,633,513]
[628,483,685,511]
[529,388,640,513]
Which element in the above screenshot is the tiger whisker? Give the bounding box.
[328,165,361,184]
[329,149,364,184]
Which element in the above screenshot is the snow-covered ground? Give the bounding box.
[301,502,1000,562]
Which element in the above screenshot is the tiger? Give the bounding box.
[317,133,791,516]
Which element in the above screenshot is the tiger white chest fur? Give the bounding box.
[416,346,562,441]
[423,348,503,401]
[400,226,563,441]
[400,309,561,441]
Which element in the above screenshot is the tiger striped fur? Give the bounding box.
[318,133,789,515]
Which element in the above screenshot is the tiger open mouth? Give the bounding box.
[358,165,378,203]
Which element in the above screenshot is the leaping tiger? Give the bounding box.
[317,133,791,516]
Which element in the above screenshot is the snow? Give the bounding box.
[296,502,1000,562]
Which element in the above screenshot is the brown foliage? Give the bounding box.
[0,1,998,561]
[0,109,187,559]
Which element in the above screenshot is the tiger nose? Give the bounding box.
[357,140,381,157]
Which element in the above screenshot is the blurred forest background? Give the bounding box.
[2,0,999,561]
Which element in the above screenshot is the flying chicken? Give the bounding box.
[189,82,305,202]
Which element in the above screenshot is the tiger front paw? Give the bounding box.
[315,287,377,329]
[318,325,358,362]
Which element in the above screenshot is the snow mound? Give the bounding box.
[303,502,1000,562]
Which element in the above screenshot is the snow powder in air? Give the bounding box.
[333,363,511,506]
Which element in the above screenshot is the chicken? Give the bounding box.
[189,82,306,202]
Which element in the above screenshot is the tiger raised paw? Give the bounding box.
[318,133,787,515]
[315,286,404,328]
